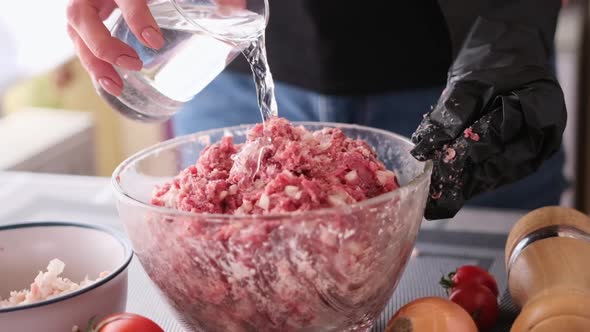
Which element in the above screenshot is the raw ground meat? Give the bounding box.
[463,127,480,141]
[151,117,399,215]
[132,117,422,332]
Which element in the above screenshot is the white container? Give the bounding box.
[0,221,133,331]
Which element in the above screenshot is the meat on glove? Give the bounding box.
[410,16,567,220]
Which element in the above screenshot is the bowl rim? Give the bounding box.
[0,221,133,314]
[111,121,433,222]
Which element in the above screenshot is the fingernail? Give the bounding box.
[116,55,143,71]
[98,77,123,96]
[141,27,165,49]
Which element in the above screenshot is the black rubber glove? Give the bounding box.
[410,16,567,220]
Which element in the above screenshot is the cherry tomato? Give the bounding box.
[440,265,499,297]
[449,283,499,331]
[385,297,478,332]
[90,313,164,332]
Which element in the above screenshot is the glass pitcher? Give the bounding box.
[96,0,269,122]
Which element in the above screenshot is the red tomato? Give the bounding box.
[440,265,499,297]
[91,313,164,332]
[449,283,499,331]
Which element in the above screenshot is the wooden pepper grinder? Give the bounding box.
[505,206,590,332]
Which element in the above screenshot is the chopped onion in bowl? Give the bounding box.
[0,259,109,309]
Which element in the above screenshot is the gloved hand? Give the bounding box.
[410,16,567,220]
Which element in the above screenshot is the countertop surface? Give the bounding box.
[0,171,526,331]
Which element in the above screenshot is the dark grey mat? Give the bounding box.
[372,230,518,332]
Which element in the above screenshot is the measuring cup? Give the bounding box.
[96,0,269,122]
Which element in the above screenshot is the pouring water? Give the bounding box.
[97,0,277,123]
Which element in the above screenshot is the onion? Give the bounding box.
[385,297,478,332]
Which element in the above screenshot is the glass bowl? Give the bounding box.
[112,122,432,332]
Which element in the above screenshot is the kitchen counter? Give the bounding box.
[0,171,525,331]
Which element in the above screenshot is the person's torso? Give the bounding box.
[228,1,481,95]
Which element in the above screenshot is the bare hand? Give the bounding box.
[216,0,247,8]
[67,0,247,96]
[66,0,164,96]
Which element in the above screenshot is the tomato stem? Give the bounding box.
[471,308,481,321]
[439,272,456,295]
[85,316,98,332]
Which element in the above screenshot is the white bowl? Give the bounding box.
[0,222,133,331]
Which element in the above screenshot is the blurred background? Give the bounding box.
[0,0,168,180]
[0,1,588,212]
